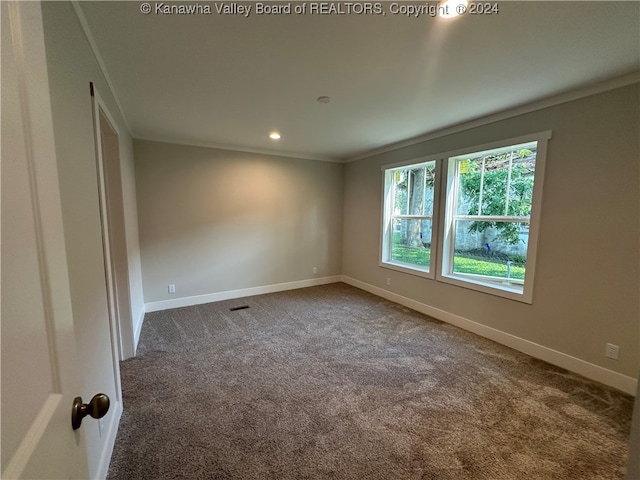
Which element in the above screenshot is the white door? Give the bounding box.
[2,2,95,478]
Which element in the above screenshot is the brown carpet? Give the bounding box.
[107,283,634,479]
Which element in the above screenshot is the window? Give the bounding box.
[381,132,550,303]
[381,159,438,277]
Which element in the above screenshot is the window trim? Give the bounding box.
[379,156,442,279]
[436,131,551,303]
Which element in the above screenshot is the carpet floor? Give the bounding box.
[107,283,634,479]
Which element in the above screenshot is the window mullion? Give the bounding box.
[395,215,432,220]
[388,176,396,262]
[446,160,460,276]
[478,156,486,216]
[505,151,513,215]
[423,166,427,216]
[405,170,411,216]
[454,215,530,223]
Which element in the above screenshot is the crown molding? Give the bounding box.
[346,71,640,163]
[134,135,341,163]
[71,1,133,137]
[65,5,639,165]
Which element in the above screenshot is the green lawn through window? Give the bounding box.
[453,256,525,280]
[391,245,431,267]
[391,244,525,280]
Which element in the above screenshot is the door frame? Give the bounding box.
[89,86,127,476]
[91,84,135,362]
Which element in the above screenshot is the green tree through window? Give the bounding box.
[458,149,535,246]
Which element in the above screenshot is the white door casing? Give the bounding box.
[87,88,125,471]
[92,86,133,365]
[1,1,90,478]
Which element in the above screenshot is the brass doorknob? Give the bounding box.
[71,393,110,430]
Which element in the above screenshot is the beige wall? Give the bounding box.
[343,84,640,379]
[134,140,344,303]
[41,2,144,475]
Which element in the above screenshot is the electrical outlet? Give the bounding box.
[386,277,391,286]
[312,267,317,274]
[168,284,176,294]
[605,343,619,360]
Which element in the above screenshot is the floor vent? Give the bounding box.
[229,305,250,311]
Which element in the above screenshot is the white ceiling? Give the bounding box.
[78,1,640,161]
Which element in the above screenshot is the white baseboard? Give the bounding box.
[341,275,638,396]
[132,308,145,355]
[144,276,343,313]
[94,398,122,480]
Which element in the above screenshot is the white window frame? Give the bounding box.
[379,132,551,303]
[380,156,441,279]
[436,131,551,303]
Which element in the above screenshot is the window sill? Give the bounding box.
[380,261,434,280]
[438,273,532,304]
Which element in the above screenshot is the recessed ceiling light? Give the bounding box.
[317,96,331,104]
[269,132,281,140]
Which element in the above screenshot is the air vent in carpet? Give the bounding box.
[229,305,250,311]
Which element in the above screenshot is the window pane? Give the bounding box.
[452,220,529,285]
[391,218,432,269]
[393,170,408,215]
[392,162,436,217]
[423,163,436,216]
[455,145,536,217]
[456,157,483,215]
[507,154,536,216]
